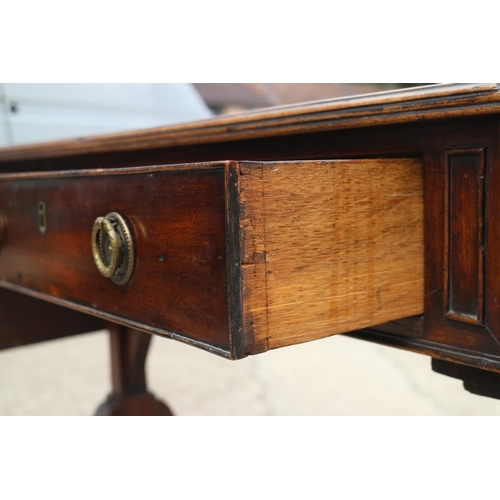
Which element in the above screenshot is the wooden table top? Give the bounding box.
[0,83,499,165]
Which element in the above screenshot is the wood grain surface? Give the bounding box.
[423,120,500,356]
[0,84,498,164]
[0,158,425,358]
[1,83,500,399]
[0,163,230,354]
[239,159,424,353]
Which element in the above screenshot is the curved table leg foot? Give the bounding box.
[96,323,174,416]
[95,391,173,416]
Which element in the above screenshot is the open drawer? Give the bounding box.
[0,159,424,358]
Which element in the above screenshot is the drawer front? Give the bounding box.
[0,163,230,353]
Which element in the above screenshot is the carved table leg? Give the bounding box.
[95,323,173,416]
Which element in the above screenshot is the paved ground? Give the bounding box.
[0,330,499,415]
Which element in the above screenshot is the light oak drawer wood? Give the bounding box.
[0,159,423,358]
[240,159,424,353]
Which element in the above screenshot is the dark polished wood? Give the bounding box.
[445,149,485,324]
[95,324,172,416]
[2,83,500,408]
[350,329,500,373]
[0,164,230,354]
[0,287,105,350]
[423,120,500,356]
[431,358,500,399]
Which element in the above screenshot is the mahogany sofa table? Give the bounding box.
[1,83,499,415]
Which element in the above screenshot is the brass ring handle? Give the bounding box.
[91,212,134,285]
[92,216,120,278]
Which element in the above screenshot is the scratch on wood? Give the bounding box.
[427,287,441,297]
[385,191,422,197]
[484,324,500,350]
[160,273,183,317]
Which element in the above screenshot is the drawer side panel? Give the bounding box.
[240,159,424,353]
